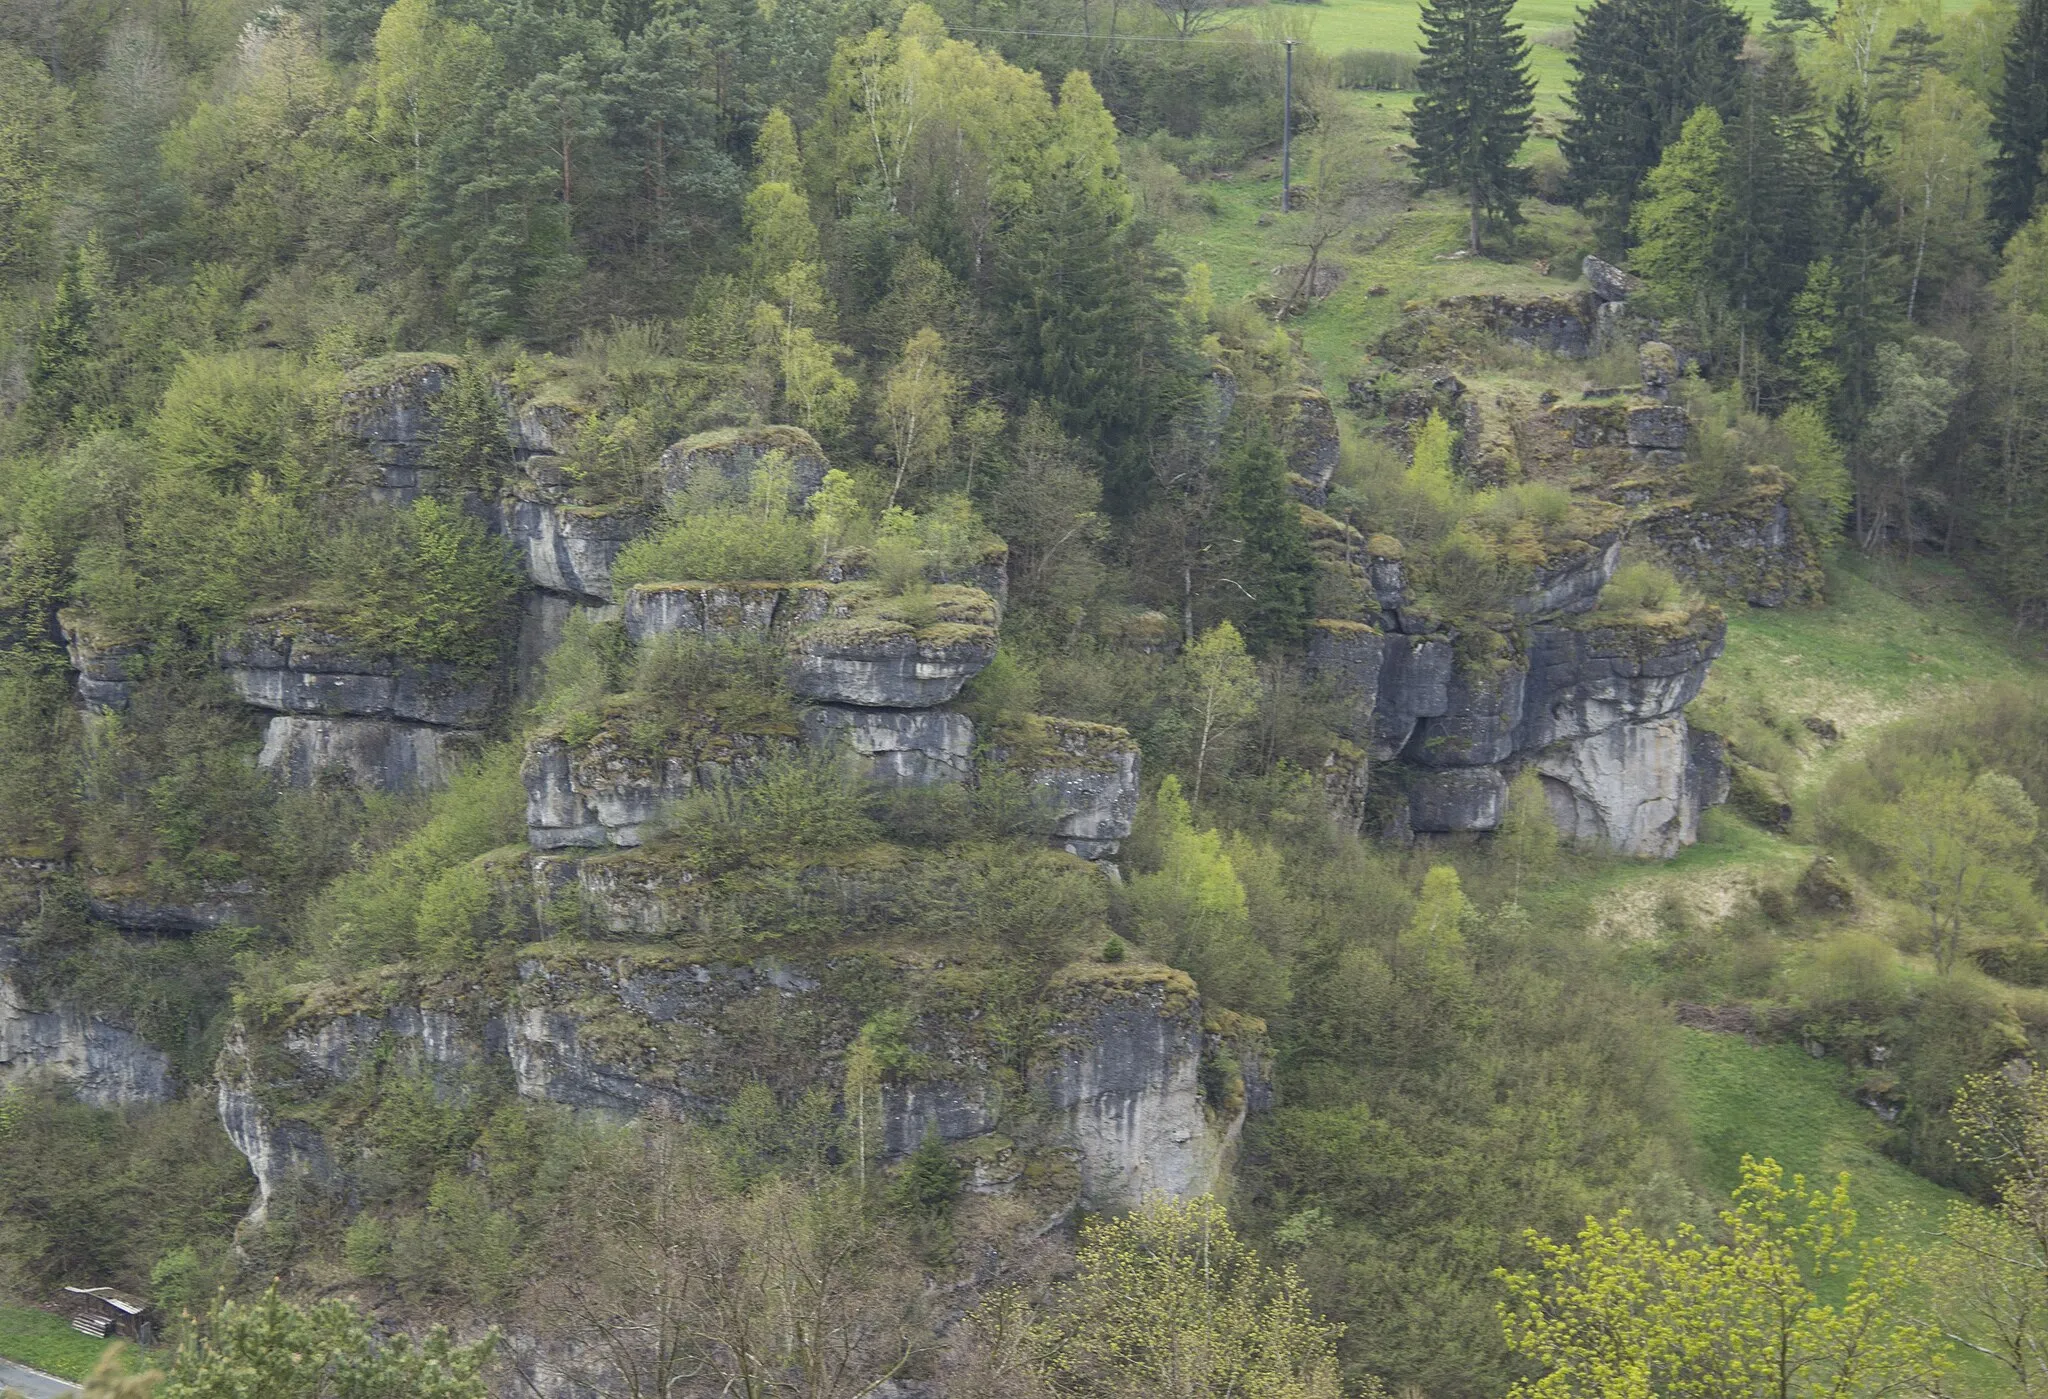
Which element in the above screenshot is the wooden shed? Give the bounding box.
[63,1286,153,1344]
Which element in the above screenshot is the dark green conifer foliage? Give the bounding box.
[426,359,515,494]
[26,238,109,435]
[1872,20,1947,111]
[1721,48,1826,375]
[1409,0,1535,253]
[1828,87,1883,236]
[1993,0,2048,241]
[1560,0,1747,246]
[1220,423,1314,650]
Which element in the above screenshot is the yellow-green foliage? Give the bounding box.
[299,748,526,976]
[1026,1196,1349,1399]
[1598,560,1685,613]
[614,457,819,586]
[1500,1157,1947,1399]
[1126,776,1287,1016]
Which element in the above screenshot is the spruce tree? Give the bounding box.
[1560,0,1748,246]
[1828,87,1882,235]
[1220,425,1314,651]
[1409,0,1536,253]
[1993,0,2048,241]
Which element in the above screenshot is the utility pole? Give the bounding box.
[1281,38,1296,212]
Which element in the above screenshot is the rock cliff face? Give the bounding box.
[216,951,1264,1220]
[58,611,144,713]
[216,609,498,794]
[0,948,173,1106]
[1307,527,1729,853]
[657,426,832,503]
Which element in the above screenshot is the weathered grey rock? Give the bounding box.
[801,705,975,786]
[1536,713,1713,857]
[1367,545,1414,625]
[86,889,253,934]
[219,614,497,727]
[1627,403,1690,452]
[523,722,794,849]
[58,611,144,713]
[622,582,832,644]
[1039,972,1238,1208]
[1639,341,1679,401]
[881,1081,999,1156]
[657,426,831,504]
[1583,255,1644,303]
[499,494,651,602]
[789,630,996,708]
[1409,645,1528,768]
[1633,478,1824,607]
[215,951,1263,1222]
[998,718,1142,860]
[339,355,468,506]
[1306,622,1388,743]
[1373,634,1454,759]
[1408,765,1507,832]
[218,1036,333,1225]
[1519,610,1726,749]
[258,716,475,793]
[1277,387,1341,505]
[0,958,173,1106]
[1436,292,1597,357]
[1512,535,1622,617]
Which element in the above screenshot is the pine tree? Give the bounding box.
[1409,0,1536,253]
[1783,257,1846,408]
[1561,0,1748,245]
[1993,0,2048,242]
[1872,20,1947,111]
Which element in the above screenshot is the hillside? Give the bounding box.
[5,0,2048,1396]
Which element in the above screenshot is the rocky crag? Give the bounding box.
[216,949,1266,1220]
[1307,530,1728,856]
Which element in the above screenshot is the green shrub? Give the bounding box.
[1334,48,1419,90]
[613,457,818,585]
[669,752,880,869]
[151,351,334,491]
[1598,561,1684,612]
[318,498,521,678]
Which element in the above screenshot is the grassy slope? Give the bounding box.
[0,1303,137,1381]
[1151,17,2048,1386]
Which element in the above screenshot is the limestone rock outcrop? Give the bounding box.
[0,950,174,1107]
[215,950,1265,1221]
[1535,713,1724,857]
[801,705,976,787]
[1276,387,1341,505]
[1040,967,1261,1206]
[218,608,499,795]
[621,581,832,644]
[993,719,1143,861]
[339,354,463,507]
[258,716,478,794]
[657,426,832,504]
[524,717,794,849]
[58,611,144,714]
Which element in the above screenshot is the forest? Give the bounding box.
[7,0,2048,1393]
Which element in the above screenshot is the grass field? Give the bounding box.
[0,1302,137,1382]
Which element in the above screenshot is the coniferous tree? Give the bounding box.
[1219,424,1315,650]
[1829,87,1883,235]
[1561,0,1748,245]
[1721,47,1827,389]
[1409,0,1536,253]
[1873,20,1948,111]
[1992,0,2048,242]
